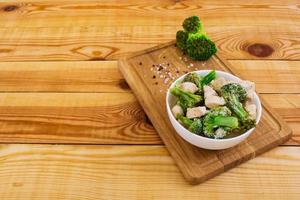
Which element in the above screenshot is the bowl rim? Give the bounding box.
[166,70,262,142]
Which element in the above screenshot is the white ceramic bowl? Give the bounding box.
[166,70,262,150]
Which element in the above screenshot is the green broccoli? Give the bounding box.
[182,16,202,33]
[170,87,202,111]
[177,115,203,135]
[176,30,189,52]
[201,70,216,86]
[186,34,217,61]
[182,70,216,96]
[203,106,239,138]
[222,83,247,103]
[176,16,217,61]
[183,72,202,93]
[220,84,256,130]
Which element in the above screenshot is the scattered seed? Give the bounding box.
[158,66,163,71]
[139,62,142,65]
[153,75,156,79]
[163,78,170,84]
[163,56,166,59]
[155,82,158,85]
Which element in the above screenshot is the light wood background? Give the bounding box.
[0,0,299,199]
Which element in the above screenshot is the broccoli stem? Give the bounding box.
[228,95,248,120]
[213,116,238,129]
[177,115,193,128]
[201,70,216,86]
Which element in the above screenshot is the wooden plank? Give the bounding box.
[0,1,299,28]
[0,92,297,145]
[0,26,298,61]
[0,93,158,144]
[0,60,298,93]
[228,60,300,93]
[262,94,300,146]
[119,42,292,184]
[0,144,300,199]
[0,61,130,92]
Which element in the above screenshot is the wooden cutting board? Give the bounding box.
[118,41,292,185]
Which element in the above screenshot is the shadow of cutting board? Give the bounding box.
[118,41,292,185]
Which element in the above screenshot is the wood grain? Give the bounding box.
[0,92,297,145]
[0,61,129,92]
[0,93,157,144]
[119,42,292,184]
[0,26,299,61]
[0,1,299,28]
[0,60,298,93]
[262,94,300,145]
[0,144,300,200]
[228,60,300,93]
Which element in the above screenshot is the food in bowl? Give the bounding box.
[169,70,258,140]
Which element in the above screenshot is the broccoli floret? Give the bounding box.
[176,16,217,61]
[183,70,216,92]
[182,16,202,33]
[201,70,216,86]
[222,83,247,102]
[220,84,256,130]
[171,87,202,111]
[184,72,202,93]
[176,30,189,52]
[186,34,217,61]
[177,115,203,135]
[203,106,239,138]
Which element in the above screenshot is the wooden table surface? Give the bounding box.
[0,0,299,199]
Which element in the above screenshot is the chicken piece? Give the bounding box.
[203,85,217,98]
[179,82,198,94]
[239,80,255,100]
[210,77,228,91]
[186,106,207,119]
[205,95,226,108]
[203,85,225,108]
[171,104,183,118]
[245,103,257,120]
[215,128,227,139]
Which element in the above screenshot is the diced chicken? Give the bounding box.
[210,77,228,91]
[215,128,227,139]
[239,80,255,100]
[203,85,225,108]
[245,103,257,120]
[205,95,226,108]
[171,105,183,118]
[179,82,198,93]
[203,85,217,98]
[186,106,207,119]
